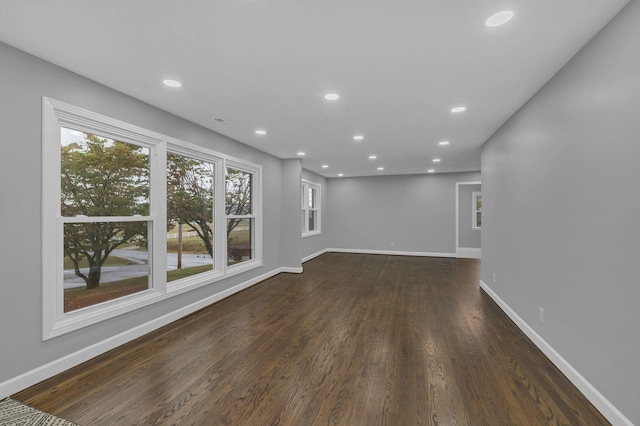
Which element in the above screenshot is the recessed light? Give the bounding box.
[321,164,329,168]
[433,158,441,163]
[255,129,266,135]
[368,155,377,160]
[377,167,384,171]
[163,79,182,88]
[451,106,466,113]
[324,93,339,100]
[486,10,514,27]
[297,152,306,156]
[439,141,450,146]
[338,173,344,177]
[353,135,364,141]
[427,169,435,173]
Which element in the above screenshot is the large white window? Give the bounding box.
[301,180,321,237]
[42,98,262,339]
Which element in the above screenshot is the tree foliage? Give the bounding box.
[63,134,253,289]
[225,168,252,235]
[167,153,214,257]
[61,134,149,289]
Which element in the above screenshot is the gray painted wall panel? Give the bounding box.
[327,172,480,254]
[280,159,303,269]
[481,1,640,423]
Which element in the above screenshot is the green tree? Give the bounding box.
[166,161,252,258]
[166,153,214,257]
[225,168,252,235]
[61,134,149,289]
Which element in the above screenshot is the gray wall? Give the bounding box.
[481,1,640,423]
[327,172,480,254]
[300,169,328,260]
[280,159,303,269]
[0,42,290,385]
[458,183,481,249]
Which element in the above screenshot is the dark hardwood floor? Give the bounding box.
[14,253,609,425]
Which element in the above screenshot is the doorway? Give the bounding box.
[456,181,481,258]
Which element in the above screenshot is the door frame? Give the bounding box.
[455,181,481,259]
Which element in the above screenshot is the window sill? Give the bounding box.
[302,231,321,238]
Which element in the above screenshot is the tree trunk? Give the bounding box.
[86,269,101,290]
[177,223,183,269]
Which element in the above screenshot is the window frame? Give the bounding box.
[472,191,482,230]
[225,161,262,271]
[301,179,321,237]
[42,98,262,340]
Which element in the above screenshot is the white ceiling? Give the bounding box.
[0,0,630,177]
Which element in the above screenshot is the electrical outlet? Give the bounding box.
[539,307,545,323]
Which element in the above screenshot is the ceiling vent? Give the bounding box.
[213,117,234,126]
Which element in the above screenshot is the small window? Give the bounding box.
[166,152,215,281]
[301,180,321,237]
[226,167,256,266]
[473,192,482,229]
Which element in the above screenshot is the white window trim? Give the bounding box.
[42,97,262,340]
[472,191,482,230]
[301,179,321,237]
[225,161,263,271]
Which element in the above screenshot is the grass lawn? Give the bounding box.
[64,264,213,312]
[63,255,131,270]
[166,235,210,254]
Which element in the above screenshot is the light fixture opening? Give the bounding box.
[163,79,182,88]
[255,129,266,135]
[368,155,377,160]
[353,135,364,141]
[433,158,441,163]
[486,10,514,27]
[321,164,329,168]
[451,106,467,113]
[297,152,306,156]
[324,93,340,100]
[439,141,450,146]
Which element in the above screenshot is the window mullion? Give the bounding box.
[152,141,167,292]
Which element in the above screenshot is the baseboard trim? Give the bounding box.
[0,267,288,400]
[327,248,456,258]
[456,247,481,259]
[302,249,328,263]
[280,266,303,274]
[479,280,633,426]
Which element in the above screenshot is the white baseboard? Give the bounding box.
[280,266,303,274]
[456,247,481,259]
[479,280,633,426]
[302,249,328,263]
[0,267,288,400]
[327,248,455,258]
